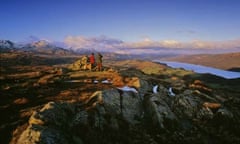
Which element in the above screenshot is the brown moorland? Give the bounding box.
[1,51,240,144]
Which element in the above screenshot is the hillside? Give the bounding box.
[1,50,240,144]
[162,52,240,72]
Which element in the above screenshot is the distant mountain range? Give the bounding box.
[0,39,176,59]
[0,40,74,55]
[21,40,74,55]
[1,39,240,72]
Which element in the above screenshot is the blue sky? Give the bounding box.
[1,0,240,51]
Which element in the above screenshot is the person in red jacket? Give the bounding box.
[89,53,95,70]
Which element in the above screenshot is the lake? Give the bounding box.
[154,60,240,79]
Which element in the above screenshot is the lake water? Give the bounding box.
[154,60,240,79]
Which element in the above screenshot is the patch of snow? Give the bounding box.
[101,80,111,84]
[154,60,240,79]
[117,86,138,93]
[0,40,14,48]
[153,85,158,94]
[168,87,176,96]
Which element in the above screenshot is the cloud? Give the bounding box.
[123,39,240,49]
[122,38,159,48]
[64,35,123,51]
[63,35,240,54]
[188,39,240,49]
[159,40,182,48]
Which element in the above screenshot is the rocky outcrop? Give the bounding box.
[17,102,75,144]
[16,88,143,144]
[68,59,82,71]
[144,91,177,129]
[14,69,240,144]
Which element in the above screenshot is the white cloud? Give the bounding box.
[64,35,123,52]
[121,38,240,49]
[64,36,91,49]
[63,35,240,54]
[187,39,240,49]
[159,40,182,48]
[122,39,158,48]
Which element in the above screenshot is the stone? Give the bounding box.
[144,93,177,129]
[17,125,71,144]
[17,102,76,144]
[85,88,143,125]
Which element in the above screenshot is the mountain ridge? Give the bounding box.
[1,39,239,72]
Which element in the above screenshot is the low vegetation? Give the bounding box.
[0,51,240,144]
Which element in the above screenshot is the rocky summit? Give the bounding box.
[1,53,240,144]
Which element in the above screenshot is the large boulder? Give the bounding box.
[17,102,75,144]
[172,90,203,119]
[70,88,144,143]
[144,92,177,130]
[17,125,72,144]
[78,88,143,126]
[68,59,82,71]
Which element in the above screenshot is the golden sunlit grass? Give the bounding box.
[113,59,167,74]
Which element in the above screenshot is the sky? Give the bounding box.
[1,0,240,52]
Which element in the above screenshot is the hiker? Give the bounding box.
[96,52,103,71]
[89,53,95,70]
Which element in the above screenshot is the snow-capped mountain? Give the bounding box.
[0,40,15,49]
[0,39,74,55]
[20,40,74,55]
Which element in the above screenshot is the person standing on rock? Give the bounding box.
[89,53,95,70]
[96,52,103,71]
